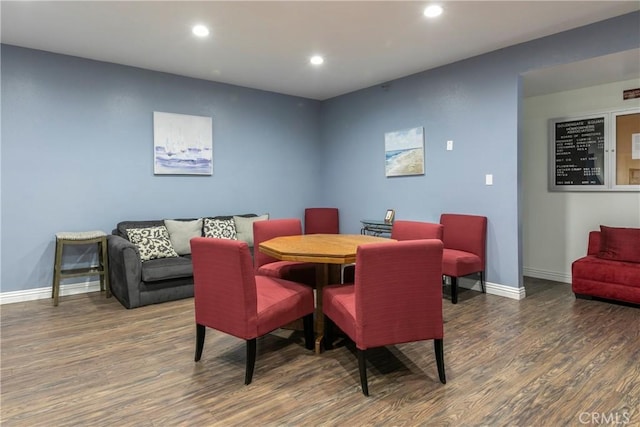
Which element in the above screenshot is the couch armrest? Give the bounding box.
[587,231,601,256]
[107,235,142,309]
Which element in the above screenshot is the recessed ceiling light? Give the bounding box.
[192,25,210,37]
[310,55,324,65]
[423,5,443,18]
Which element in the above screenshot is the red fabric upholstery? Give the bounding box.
[191,237,314,340]
[598,225,640,263]
[304,208,339,234]
[323,240,445,395]
[391,220,443,241]
[343,220,443,283]
[572,230,640,305]
[190,237,315,384]
[324,240,444,350]
[253,219,316,285]
[440,213,487,276]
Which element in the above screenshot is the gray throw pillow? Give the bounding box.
[233,214,269,247]
[164,219,203,255]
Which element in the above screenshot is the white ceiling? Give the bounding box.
[1,1,639,100]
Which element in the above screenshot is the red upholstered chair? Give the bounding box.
[343,220,443,283]
[440,213,487,304]
[253,219,316,286]
[323,240,445,396]
[304,207,339,234]
[190,237,314,385]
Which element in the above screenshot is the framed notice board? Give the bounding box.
[549,115,607,190]
[549,109,640,192]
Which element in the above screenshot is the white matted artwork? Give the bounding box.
[385,126,425,177]
[154,111,213,175]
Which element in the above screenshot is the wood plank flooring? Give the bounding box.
[1,278,638,426]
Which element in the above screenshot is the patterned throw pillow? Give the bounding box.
[126,226,179,261]
[203,218,237,240]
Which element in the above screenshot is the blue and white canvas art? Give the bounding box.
[385,126,425,177]
[154,112,213,175]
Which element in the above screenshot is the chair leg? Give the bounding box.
[451,277,458,304]
[303,313,314,350]
[434,339,446,384]
[480,271,485,293]
[358,349,369,396]
[245,338,257,385]
[195,324,206,361]
[323,315,334,350]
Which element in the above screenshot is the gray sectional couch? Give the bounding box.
[108,214,261,309]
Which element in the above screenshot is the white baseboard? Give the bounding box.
[458,276,526,300]
[523,267,571,284]
[0,280,102,305]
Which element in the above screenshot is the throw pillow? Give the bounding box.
[598,225,640,263]
[164,219,203,255]
[233,214,269,247]
[126,226,179,261]
[203,218,237,240]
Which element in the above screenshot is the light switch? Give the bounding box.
[485,174,493,185]
[446,140,453,151]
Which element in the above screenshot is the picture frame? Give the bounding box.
[385,126,425,177]
[384,209,395,224]
[153,111,213,175]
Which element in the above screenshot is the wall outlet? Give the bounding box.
[446,140,453,151]
[485,174,493,185]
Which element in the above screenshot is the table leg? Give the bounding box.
[314,263,342,354]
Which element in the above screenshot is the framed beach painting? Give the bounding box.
[385,126,425,177]
[153,111,213,175]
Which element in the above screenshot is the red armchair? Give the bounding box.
[253,219,317,286]
[440,213,487,304]
[323,240,445,396]
[304,207,339,234]
[190,237,315,385]
[343,220,443,283]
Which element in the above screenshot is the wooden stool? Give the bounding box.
[52,231,110,306]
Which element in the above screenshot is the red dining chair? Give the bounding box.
[343,220,443,283]
[253,218,317,286]
[304,207,339,234]
[323,240,445,396]
[190,237,315,385]
[440,213,487,304]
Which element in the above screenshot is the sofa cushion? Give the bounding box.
[598,225,640,263]
[164,219,203,255]
[126,226,179,261]
[141,256,193,282]
[116,220,164,239]
[573,255,640,288]
[203,218,237,240]
[234,214,269,247]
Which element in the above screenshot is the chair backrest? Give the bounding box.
[391,220,443,241]
[439,213,487,268]
[304,207,339,234]
[190,237,258,340]
[253,218,303,269]
[354,240,443,349]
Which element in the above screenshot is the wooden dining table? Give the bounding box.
[259,233,392,353]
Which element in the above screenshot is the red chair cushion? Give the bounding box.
[256,276,315,336]
[441,248,482,278]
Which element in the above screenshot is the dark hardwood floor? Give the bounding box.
[1,278,638,426]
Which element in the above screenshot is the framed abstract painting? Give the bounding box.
[153,111,213,175]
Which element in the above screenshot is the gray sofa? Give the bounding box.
[108,214,259,309]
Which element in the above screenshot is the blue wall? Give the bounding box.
[1,46,322,292]
[1,12,639,294]
[319,12,640,288]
